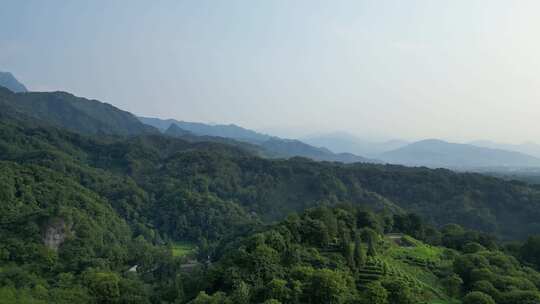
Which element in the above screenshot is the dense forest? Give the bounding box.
[2,87,540,303]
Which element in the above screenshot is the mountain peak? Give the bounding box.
[414,138,450,145]
[382,139,540,168]
[0,71,28,93]
[0,89,158,136]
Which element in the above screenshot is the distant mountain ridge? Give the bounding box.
[0,79,374,164]
[0,71,28,93]
[380,139,540,168]
[303,131,409,157]
[470,140,540,159]
[140,117,270,142]
[0,85,158,136]
[140,116,377,164]
[6,72,536,169]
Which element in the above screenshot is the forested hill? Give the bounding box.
[194,205,540,304]
[3,88,540,302]
[0,86,158,136]
[2,86,540,240]
[2,110,540,240]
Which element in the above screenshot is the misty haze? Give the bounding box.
[2,1,540,304]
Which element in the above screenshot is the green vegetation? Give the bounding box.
[171,242,197,258]
[0,86,157,136]
[2,87,540,303]
[192,206,540,303]
[3,87,540,241]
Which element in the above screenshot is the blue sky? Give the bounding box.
[1,1,539,143]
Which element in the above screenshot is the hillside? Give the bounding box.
[0,71,27,93]
[0,86,158,136]
[164,123,267,157]
[3,110,540,239]
[192,205,540,304]
[141,116,376,164]
[2,90,540,303]
[5,2,540,303]
[0,154,169,303]
[381,139,540,169]
[2,90,540,239]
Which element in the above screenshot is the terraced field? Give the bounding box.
[354,235,457,303]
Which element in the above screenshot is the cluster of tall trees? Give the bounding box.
[187,206,540,304]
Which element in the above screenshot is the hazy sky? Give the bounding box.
[1,1,539,143]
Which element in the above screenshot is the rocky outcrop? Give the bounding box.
[42,218,71,250]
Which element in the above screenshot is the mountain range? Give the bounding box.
[140,117,271,142]
[470,140,540,159]
[139,116,377,163]
[3,76,540,240]
[3,71,540,170]
[3,75,540,303]
[303,132,540,169]
[380,139,540,168]
[302,132,409,157]
[150,119,540,169]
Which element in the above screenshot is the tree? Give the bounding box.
[188,291,229,304]
[83,271,120,304]
[340,227,354,268]
[471,280,500,302]
[393,213,425,239]
[230,281,250,304]
[442,274,463,298]
[453,254,489,284]
[266,279,290,303]
[305,269,352,304]
[360,281,388,304]
[360,228,378,257]
[381,278,416,304]
[500,290,540,304]
[357,211,381,232]
[344,242,355,269]
[463,291,495,304]
[303,218,331,247]
[463,242,486,254]
[520,235,540,269]
[354,234,365,268]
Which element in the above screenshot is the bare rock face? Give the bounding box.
[42,218,70,250]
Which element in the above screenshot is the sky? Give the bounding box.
[1,0,539,143]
